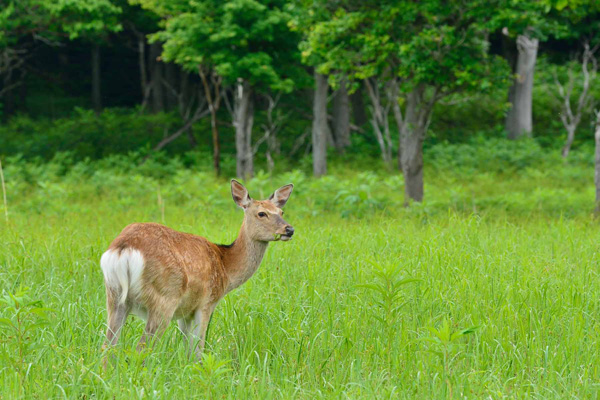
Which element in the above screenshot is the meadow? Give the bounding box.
[1,140,600,398]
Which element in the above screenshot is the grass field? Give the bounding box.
[1,152,600,398]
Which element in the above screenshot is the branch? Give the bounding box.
[152,107,210,152]
[289,127,311,157]
[553,69,573,127]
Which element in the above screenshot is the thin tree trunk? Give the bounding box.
[312,72,329,177]
[136,34,150,109]
[350,81,368,127]
[179,72,197,147]
[389,79,403,171]
[234,79,254,180]
[364,77,392,164]
[562,126,576,158]
[3,72,14,116]
[199,68,222,175]
[164,63,178,110]
[595,111,600,215]
[332,79,351,153]
[150,42,165,113]
[152,108,209,152]
[92,44,102,113]
[556,43,598,158]
[400,85,432,204]
[506,34,538,139]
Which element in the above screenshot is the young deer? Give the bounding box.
[100,180,294,361]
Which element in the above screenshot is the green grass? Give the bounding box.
[1,154,600,398]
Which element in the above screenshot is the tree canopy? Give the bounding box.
[136,0,302,92]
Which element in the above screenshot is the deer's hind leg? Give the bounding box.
[102,288,131,368]
[136,298,178,353]
[102,287,131,350]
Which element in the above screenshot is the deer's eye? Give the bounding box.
[258,212,267,218]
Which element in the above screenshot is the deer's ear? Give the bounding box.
[231,180,252,209]
[269,184,294,208]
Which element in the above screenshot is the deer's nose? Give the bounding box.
[285,226,295,236]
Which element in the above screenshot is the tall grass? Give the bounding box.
[0,144,599,398]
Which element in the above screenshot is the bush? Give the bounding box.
[0,108,192,161]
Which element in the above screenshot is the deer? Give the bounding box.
[100,179,294,362]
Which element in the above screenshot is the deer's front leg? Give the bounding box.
[178,317,197,356]
[188,304,217,361]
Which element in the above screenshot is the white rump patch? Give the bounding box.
[100,248,145,305]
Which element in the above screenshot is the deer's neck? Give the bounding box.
[221,223,269,292]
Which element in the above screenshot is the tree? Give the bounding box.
[504,33,539,139]
[332,78,351,153]
[594,110,600,214]
[312,71,329,176]
[302,0,509,203]
[493,1,550,139]
[0,0,121,115]
[553,44,599,157]
[547,0,600,157]
[136,0,302,180]
[0,1,59,114]
[290,2,335,176]
[118,0,170,112]
[47,0,123,113]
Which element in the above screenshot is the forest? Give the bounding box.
[1,0,600,398]
[0,0,598,203]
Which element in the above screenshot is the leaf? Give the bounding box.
[0,317,15,329]
[397,278,422,286]
[457,326,480,336]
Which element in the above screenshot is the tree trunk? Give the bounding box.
[149,42,164,113]
[164,63,178,110]
[562,126,576,158]
[179,72,197,147]
[3,72,14,116]
[199,68,221,175]
[350,81,368,127]
[364,77,392,164]
[595,112,600,215]
[399,85,430,204]
[234,79,254,180]
[136,34,150,108]
[506,34,538,139]
[389,80,403,171]
[556,43,596,159]
[312,72,329,177]
[332,79,351,153]
[91,44,102,113]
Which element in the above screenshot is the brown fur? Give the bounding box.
[101,180,294,362]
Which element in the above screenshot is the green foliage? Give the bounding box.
[427,136,567,174]
[191,353,234,395]
[299,0,510,94]
[138,0,304,91]
[490,0,554,39]
[534,56,600,143]
[46,0,123,40]
[0,287,52,373]
[356,260,419,367]
[0,135,596,222]
[0,0,122,47]
[0,108,188,161]
[419,318,479,392]
[1,159,600,397]
[544,0,600,41]
[0,1,52,47]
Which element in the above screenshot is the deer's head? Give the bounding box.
[231,180,295,242]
